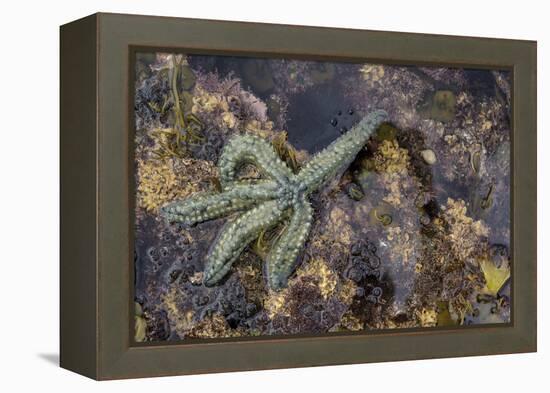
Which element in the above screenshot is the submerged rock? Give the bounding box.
[134,53,512,341]
[417,89,457,123]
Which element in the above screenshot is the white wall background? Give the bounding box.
[0,0,546,390]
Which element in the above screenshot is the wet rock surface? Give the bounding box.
[133,53,512,341]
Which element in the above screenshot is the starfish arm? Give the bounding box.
[297,110,387,193]
[218,134,294,189]
[265,198,313,290]
[203,200,287,286]
[160,181,279,226]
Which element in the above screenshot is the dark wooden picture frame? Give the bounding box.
[60,12,536,380]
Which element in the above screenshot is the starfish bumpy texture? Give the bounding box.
[161,110,387,290]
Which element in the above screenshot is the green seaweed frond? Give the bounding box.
[479,258,510,296]
[165,55,204,156]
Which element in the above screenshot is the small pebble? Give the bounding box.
[420,149,437,165]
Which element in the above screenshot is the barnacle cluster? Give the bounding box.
[406,197,493,325]
[263,257,357,334]
[136,157,216,213]
[386,226,417,265]
[442,198,489,260]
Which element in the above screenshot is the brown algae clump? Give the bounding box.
[373,139,410,174]
[442,198,489,261]
[360,64,386,87]
[416,307,438,327]
[264,257,357,333]
[188,314,242,339]
[136,157,216,213]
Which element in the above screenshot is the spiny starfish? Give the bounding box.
[161,110,387,290]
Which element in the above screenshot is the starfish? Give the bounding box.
[161,110,387,290]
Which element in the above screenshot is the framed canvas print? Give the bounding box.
[60,13,537,380]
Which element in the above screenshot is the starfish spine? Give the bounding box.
[218,134,293,189]
[265,197,313,289]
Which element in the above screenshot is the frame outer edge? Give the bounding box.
[60,13,99,379]
[514,41,537,351]
[92,13,537,379]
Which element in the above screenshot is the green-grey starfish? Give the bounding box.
[161,110,387,290]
